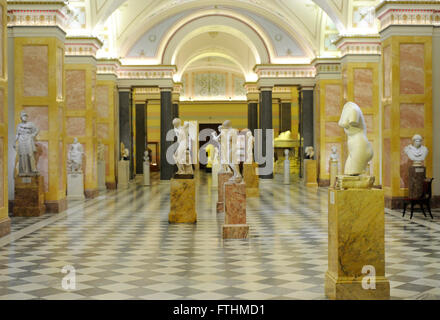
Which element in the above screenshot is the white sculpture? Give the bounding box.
[220,120,242,183]
[173,118,193,175]
[122,148,129,160]
[305,146,315,160]
[14,111,40,176]
[211,125,231,174]
[330,146,339,162]
[404,134,428,167]
[68,138,84,173]
[144,151,150,163]
[245,129,255,164]
[338,102,373,176]
[97,142,105,162]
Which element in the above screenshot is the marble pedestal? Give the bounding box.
[243,163,259,197]
[143,162,151,186]
[67,173,85,201]
[304,159,318,187]
[329,160,339,188]
[13,175,45,217]
[98,161,106,191]
[217,172,233,213]
[223,181,249,239]
[212,163,220,188]
[118,160,129,189]
[169,176,197,224]
[408,166,426,199]
[325,188,390,300]
[284,160,290,185]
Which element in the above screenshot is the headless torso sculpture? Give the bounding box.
[15,111,40,176]
[173,118,193,175]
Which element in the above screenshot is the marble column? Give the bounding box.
[248,101,258,133]
[279,101,292,133]
[300,87,314,155]
[259,87,274,179]
[160,88,174,181]
[135,103,146,175]
[172,103,179,120]
[119,88,132,178]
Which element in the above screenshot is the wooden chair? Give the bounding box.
[403,178,434,220]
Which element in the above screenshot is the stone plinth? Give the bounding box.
[212,163,220,188]
[325,188,390,300]
[13,176,46,217]
[304,159,318,187]
[408,166,426,199]
[329,160,339,188]
[217,172,233,213]
[143,162,151,186]
[169,176,197,224]
[98,161,106,191]
[243,163,259,197]
[223,182,249,239]
[118,160,129,189]
[67,173,85,201]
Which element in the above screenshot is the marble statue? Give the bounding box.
[122,148,130,160]
[97,142,105,162]
[305,146,315,160]
[173,118,193,175]
[245,129,254,164]
[220,120,242,183]
[404,134,428,166]
[68,138,84,173]
[14,111,40,176]
[144,151,150,163]
[330,146,339,161]
[211,125,231,174]
[338,102,373,176]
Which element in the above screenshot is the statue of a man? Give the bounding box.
[173,118,192,174]
[68,138,84,173]
[245,129,254,164]
[405,134,428,166]
[330,146,339,162]
[14,111,40,176]
[220,120,242,183]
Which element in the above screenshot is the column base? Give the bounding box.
[325,272,390,300]
[0,218,11,238]
[106,182,117,190]
[45,199,67,213]
[223,224,249,239]
[13,176,46,217]
[385,196,405,210]
[304,159,318,187]
[169,177,197,224]
[85,189,99,199]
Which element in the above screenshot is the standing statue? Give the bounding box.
[245,129,255,164]
[305,146,315,160]
[173,118,193,175]
[338,102,373,175]
[211,125,231,174]
[68,138,84,173]
[220,120,242,183]
[404,134,428,167]
[14,111,40,176]
[97,142,105,162]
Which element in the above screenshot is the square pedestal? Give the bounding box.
[98,161,106,191]
[13,176,45,217]
[243,163,259,198]
[212,163,220,188]
[118,160,129,189]
[329,160,339,188]
[304,159,318,187]
[223,182,249,239]
[169,177,197,223]
[325,188,390,300]
[143,162,150,186]
[217,172,233,213]
[408,166,426,199]
[67,173,85,201]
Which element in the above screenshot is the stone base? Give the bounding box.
[217,172,233,213]
[212,163,220,188]
[143,162,151,186]
[0,218,11,238]
[325,272,390,300]
[223,224,249,239]
[118,160,130,189]
[318,179,330,187]
[304,159,318,187]
[45,199,67,213]
[409,166,426,199]
[243,163,259,189]
[98,161,107,191]
[329,160,339,188]
[106,182,117,190]
[385,196,405,210]
[326,188,390,300]
[169,178,197,224]
[85,189,99,199]
[246,188,259,198]
[67,173,85,201]
[13,176,46,217]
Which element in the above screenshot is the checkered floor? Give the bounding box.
[0,172,440,300]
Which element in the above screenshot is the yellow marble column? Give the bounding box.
[9,3,67,213]
[313,59,344,186]
[97,59,119,189]
[376,3,434,209]
[65,37,103,199]
[0,0,9,235]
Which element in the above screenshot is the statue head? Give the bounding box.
[331,146,337,154]
[412,134,423,148]
[284,149,289,157]
[222,120,231,129]
[20,111,28,123]
[172,118,181,128]
[73,137,79,144]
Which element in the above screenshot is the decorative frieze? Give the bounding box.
[97,59,121,76]
[117,65,176,79]
[254,65,316,79]
[65,37,103,57]
[335,36,381,56]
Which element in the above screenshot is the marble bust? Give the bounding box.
[173,118,193,175]
[144,151,150,163]
[245,129,254,164]
[404,134,428,166]
[68,138,84,173]
[14,111,40,176]
[330,146,339,162]
[338,102,373,176]
[305,147,315,160]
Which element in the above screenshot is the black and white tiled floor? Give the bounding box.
[0,172,440,300]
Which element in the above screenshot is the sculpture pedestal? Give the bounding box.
[325,188,390,300]
[223,182,249,239]
[118,160,129,189]
[98,160,106,191]
[243,163,259,197]
[67,173,85,201]
[284,160,290,185]
[408,166,426,199]
[304,159,318,187]
[169,176,197,224]
[143,162,150,186]
[212,163,220,188]
[329,160,339,188]
[13,175,45,217]
[217,172,233,213]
